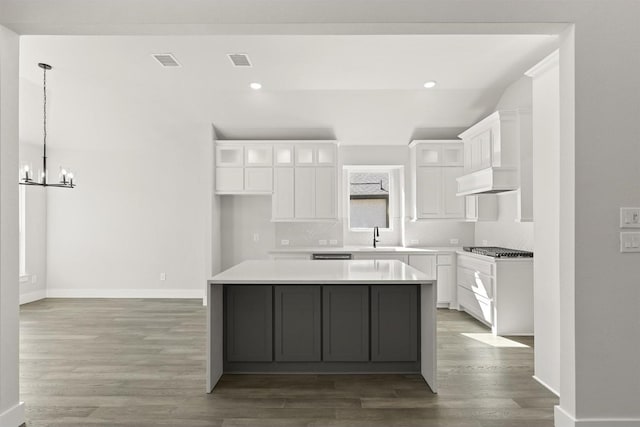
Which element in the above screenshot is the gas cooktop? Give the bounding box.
[463,246,534,258]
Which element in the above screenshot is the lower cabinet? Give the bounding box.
[224,284,420,368]
[371,285,418,362]
[225,285,273,362]
[322,286,369,362]
[274,286,321,362]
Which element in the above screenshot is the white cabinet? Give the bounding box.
[315,167,336,219]
[409,254,455,308]
[457,253,533,336]
[274,145,294,166]
[216,145,244,167]
[295,144,336,166]
[408,255,436,279]
[271,141,338,222]
[465,194,498,222]
[215,168,244,193]
[215,142,272,194]
[410,140,465,220]
[294,168,316,219]
[272,168,295,220]
[416,167,442,218]
[457,109,533,223]
[245,168,273,193]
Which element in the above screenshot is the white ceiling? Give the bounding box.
[18,34,558,146]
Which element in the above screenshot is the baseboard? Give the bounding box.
[532,375,560,396]
[46,288,204,299]
[19,289,46,305]
[0,402,25,427]
[555,406,640,427]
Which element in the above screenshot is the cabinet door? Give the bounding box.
[215,168,243,193]
[442,166,465,218]
[417,145,442,166]
[314,167,336,219]
[471,137,482,171]
[294,167,315,219]
[274,145,294,166]
[478,130,492,169]
[371,285,418,362]
[436,264,452,304]
[272,168,295,220]
[408,255,436,280]
[465,195,478,221]
[295,146,315,166]
[317,145,336,165]
[225,286,272,362]
[274,286,321,362]
[441,145,464,166]
[416,167,442,218]
[244,168,273,192]
[323,286,369,362]
[216,145,244,167]
[245,145,273,166]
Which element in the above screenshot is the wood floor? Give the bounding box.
[20,298,558,427]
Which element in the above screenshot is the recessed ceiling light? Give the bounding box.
[423,80,437,89]
[250,82,262,90]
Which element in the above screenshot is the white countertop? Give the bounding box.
[208,260,435,285]
[269,246,461,254]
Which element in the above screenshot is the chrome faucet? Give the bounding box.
[373,226,380,248]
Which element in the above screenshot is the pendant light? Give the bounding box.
[19,63,75,188]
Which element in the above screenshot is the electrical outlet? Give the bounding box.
[160,273,166,281]
[450,238,459,245]
[318,239,327,246]
[31,275,37,284]
[620,232,640,252]
[329,239,338,245]
[482,240,488,246]
[409,239,419,245]
[281,239,290,246]
[253,233,260,242]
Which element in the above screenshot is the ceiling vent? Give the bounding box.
[151,53,181,67]
[227,53,252,67]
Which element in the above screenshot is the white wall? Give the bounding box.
[474,76,535,251]
[220,195,274,270]
[528,52,561,395]
[18,143,47,304]
[0,24,25,427]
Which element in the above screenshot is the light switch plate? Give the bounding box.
[329,239,338,245]
[281,239,290,246]
[620,207,640,228]
[450,238,459,244]
[318,239,327,246]
[620,232,640,252]
[409,239,419,245]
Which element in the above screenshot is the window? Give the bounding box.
[349,171,390,229]
[19,185,26,277]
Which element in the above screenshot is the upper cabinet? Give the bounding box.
[215,142,273,194]
[274,142,338,222]
[457,109,533,222]
[410,140,465,220]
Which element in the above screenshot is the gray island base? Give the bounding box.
[207,260,437,393]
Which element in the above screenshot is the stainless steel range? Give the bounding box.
[463,246,534,258]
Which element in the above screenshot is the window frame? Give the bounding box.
[346,168,394,232]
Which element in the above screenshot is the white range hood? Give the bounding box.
[455,109,530,197]
[456,166,518,196]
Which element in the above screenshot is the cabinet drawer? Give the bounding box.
[458,286,493,326]
[457,255,494,276]
[457,267,494,300]
[437,254,453,265]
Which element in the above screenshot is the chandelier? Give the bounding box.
[19,63,75,188]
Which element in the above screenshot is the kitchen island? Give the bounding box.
[207,259,437,393]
